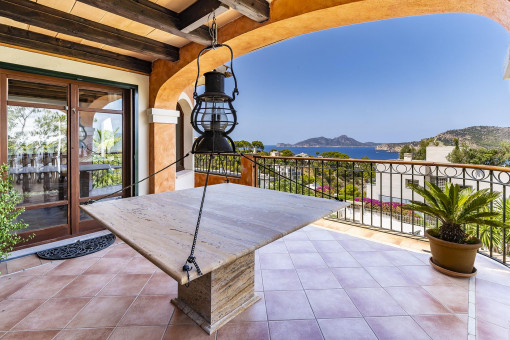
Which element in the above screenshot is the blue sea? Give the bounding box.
[265,145,399,160]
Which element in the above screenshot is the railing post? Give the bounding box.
[240,154,256,187]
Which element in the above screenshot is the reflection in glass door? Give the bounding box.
[7,79,69,238]
[1,73,132,248]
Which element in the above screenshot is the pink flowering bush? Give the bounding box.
[354,197,422,222]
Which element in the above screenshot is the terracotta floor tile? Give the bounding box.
[337,240,375,251]
[290,253,327,269]
[17,262,61,276]
[365,266,417,287]
[306,289,360,318]
[320,252,360,268]
[385,286,449,315]
[217,321,269,340]
[261,269,302,291]
[345,288,406,316]
[318,318,377,340]
[67,296,135,328]
[476,278,510,306]
[477,318,510,340]
[46,258,98,276]
[331,267,380,288]
[163,324,215,339]
[119,295,174,326]
[268,320,323,340]
[0,299,45,331]
[83,257,132,274]
[8,275,75,299]
[311,240,346,253]
[476,295,510,329]
[259,253,294,270]
[284,241,317,253]
[169,308,195,325]
[399,265,456,286]
[413,314,467,340]
[56,274,115,298]
[350,251,394,267]
[306,230,335,241]
[422,285,468,313]
[0,276,34,299]
[141,272,178,295]
[284,231,309,241]
[122,257,159,274]
[6,256,41,274]
[258,242,288,254]
[109,326,166,340]
[231,292,267,322]
[99,274,151,296]
[53,328,113,340]
[103,244,138,258]
[14,297,89,330]
[382,251,425,266]
[365,316,431,340]
[296,268,341,289]
[264,291,315,320]
[0,330,59,340]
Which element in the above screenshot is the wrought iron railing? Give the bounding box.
[253,155,510,267]
[195,154,241,177]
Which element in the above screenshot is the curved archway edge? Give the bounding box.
[151,0,510,109]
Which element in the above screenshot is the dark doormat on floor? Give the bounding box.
[36,234,116,260]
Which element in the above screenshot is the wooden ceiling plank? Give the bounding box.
[179,0,229,34]
[218,0,269,22]
[0,0,178,60]
[78,0,211,45]
[0,23,152,74]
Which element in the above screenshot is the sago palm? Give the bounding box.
[405,181,507,243]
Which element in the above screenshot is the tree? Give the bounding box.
[252,141,264,152]
[399,145,416,159]
[320,151,349,159]
[234,140,253,153]
[280,149,295,157]
[447,144,507,166]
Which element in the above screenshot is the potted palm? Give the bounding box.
[406,181,506,277]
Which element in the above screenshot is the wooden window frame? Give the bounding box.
[0,68,135,249]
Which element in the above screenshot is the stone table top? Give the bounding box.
[80,183,348,284]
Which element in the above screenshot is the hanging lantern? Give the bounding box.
[191,44,238,154]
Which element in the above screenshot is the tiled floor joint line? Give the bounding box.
[468,276,476,340]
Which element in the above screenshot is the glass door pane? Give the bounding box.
[78,111,123,199]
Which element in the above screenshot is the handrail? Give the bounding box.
[255,155,510,172]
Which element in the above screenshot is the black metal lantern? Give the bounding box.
[191,44,238,154]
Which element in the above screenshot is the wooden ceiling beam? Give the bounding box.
[179,0,229,34]
[0,24,152,74]
[79,0,212,45]
[218,0,269,22]
[0,0,179,61]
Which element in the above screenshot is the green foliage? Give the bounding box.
[345,184,361,198]
[405,181,506,243]
[399,145,416,159]
[234,140,253,153]
[280,149,295,157]
[320,151,349,159]
[447,144,508,166]
[0,164,31,266]
[251,141,264,152]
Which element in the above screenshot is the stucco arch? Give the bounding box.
[176,90,194,170]
[151,0,510,109]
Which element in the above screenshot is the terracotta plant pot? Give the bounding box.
[425,229,481,276]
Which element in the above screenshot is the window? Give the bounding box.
[176,103,185,172]
[405,179,419,186]
[430,176,448,190]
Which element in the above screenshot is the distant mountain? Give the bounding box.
[277,135,378,147]
[376,126,510,152]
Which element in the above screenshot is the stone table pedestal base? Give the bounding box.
[171,252,260,334]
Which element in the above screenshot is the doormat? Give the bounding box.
[36,234,116,260]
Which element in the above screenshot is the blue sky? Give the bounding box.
[224,13,510,145]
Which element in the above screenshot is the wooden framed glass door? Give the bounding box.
[0,70,132,249]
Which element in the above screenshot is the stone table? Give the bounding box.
[81,183,348,334]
